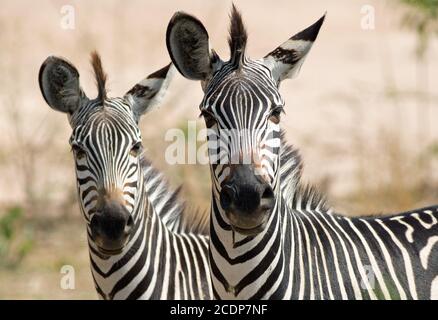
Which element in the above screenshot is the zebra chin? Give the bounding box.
[221,196,275,235]
[96,244,126,256]
[226,210,271,236]
[92,232,131,256]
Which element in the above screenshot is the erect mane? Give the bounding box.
[140,156,209,235]
[90,51,108,101]
[228,4,248,68]
[279,131,329,212]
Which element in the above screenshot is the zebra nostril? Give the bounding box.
[124,216,134,234]
[90,213,103,240]
[220,185,236,210]
[261,186,274,200]
[91,212,100,226]
[260,185,275,210]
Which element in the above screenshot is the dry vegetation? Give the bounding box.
[0,0,437,299]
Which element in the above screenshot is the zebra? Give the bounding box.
[166,6,438,299]
[38,52,212,299]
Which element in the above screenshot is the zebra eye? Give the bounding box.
[72,144,86,160]
[130,142,142,157]
[269,106,284,124]
[200,110,217,128]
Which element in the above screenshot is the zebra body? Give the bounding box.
[211,141,438,299]
[166,6,438,299]
[39,53,212,299]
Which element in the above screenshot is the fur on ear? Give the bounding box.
[125,63,175,121]
[166,11,215,81]
[262,13,325,85]
[39,56,87,114]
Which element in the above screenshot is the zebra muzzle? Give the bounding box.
[220,165,275,235]
[90,194,134,255]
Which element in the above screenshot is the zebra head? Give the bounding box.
[167,6,324,235]
[39,52,173,255]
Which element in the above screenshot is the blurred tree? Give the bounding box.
[0,206,33,268]
[399,0,438,58]
[398,0,438,174]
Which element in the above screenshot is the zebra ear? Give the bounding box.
[125,63,175,121]
[262,14,325,86]
[39,56,87,114]
[166,12,215,81]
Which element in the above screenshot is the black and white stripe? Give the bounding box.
[166,6,438,299]
[74,99,211,299]
[39,53,212,299]
[209,139,438,299]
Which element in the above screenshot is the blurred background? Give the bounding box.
[0,0,437,299]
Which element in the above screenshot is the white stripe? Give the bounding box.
[376,219,418,299]
[420,236,438,269]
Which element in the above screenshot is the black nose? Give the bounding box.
[220,165,275,215]
[90,196,133,254]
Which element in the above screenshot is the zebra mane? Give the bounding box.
[140,156,209,235]
[279,131,329,212]
[228,4,248,69]
[90,51,108,101]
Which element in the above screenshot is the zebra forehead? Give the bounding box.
[72,101,140,141]
[71,97,132,121]
[202,62,282,111]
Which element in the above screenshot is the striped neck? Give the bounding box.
[85,156,212,299]
[209,141,438,300]
[87,162,153,299]
[208,140,329,299]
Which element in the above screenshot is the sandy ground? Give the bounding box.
[0,0,437,299]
